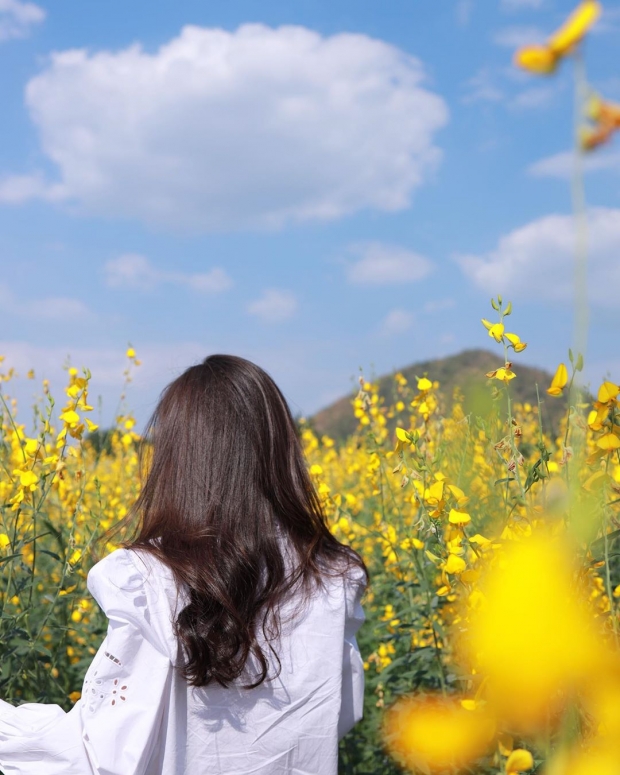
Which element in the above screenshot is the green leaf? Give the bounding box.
[39,550,62,563]
[0,553,23,566]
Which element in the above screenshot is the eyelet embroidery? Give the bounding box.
[105,651,122,666]
[82,665,129,711]
[111,677,128,705]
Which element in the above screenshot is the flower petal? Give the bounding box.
[548,0,601,57]
[514,45,557,75]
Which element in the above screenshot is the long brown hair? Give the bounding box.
[100,354,367,689]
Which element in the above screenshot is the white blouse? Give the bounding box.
[0,546,366,775]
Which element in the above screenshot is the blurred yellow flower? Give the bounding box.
[443,554,467,574]
[597,432,620,452]
[515,46,557,75]
[548,0,601,55]
[460,534,605,730]
[383,694,494,773]
[12,469,38,490]
[59,409,80,427]
[486,364,516,382]
[515,1,601,75]
[506,749,534,773]
[581,95,620,150]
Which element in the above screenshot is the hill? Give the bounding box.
[308,349,570,443]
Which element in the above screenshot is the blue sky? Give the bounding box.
[0,0,619,431]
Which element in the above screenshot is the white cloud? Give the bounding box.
[2,24,448,232]
[462,68,504,104]
[378,308,415,336]
[509,84,556,110]
[493,25,546,48]
[455,207,620,303]
[247,289,297,323]
[0,282,92,321]
[346,242,433,285]
[456,0,474,27]
[423,298,455,313]
[501,0,544,11]
[0,0,45,41]
[528,150,620,179]
[0,173,65,203]
[103,254,233,293]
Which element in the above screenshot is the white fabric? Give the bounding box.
[0,546,366,774]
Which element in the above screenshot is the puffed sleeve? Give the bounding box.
[337,566,366,740]
[0,548,174,775]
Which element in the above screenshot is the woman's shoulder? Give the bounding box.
[87,545,182,659]
[91,544,186,610]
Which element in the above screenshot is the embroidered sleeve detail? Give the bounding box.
[82,668,129,713]
[105,651,122,666]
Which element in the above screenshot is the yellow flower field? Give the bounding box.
[1,297,619,773]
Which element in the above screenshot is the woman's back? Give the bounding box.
[79,544,366,775]
[0,354,367,774]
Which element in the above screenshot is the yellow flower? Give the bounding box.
[506,749,534,774]
[548,0,601,57]
[69,549,82,565]
[515,1,601,75]
[443,554,467,575]
[486,323,504,343]
[395,427,413,444]
[12,469,39,490]
[598,381,620,404]
[460,534,604,730]
[596,433,620,452]
[504,332,527,352]
[447,484,468,505]
[23,438,40,457]
[581,94,620,151]
[547,363,568,396]
[426,479,445,505]
[448,508,472,526]
[417,377,432,391]
[59,409,80,427]
[126,346,136,358]
[515,46,557,75]
[383,694,494,772]
[486,364,516,382]
[0,534,11,549]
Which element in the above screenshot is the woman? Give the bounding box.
[0,354,368,774]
